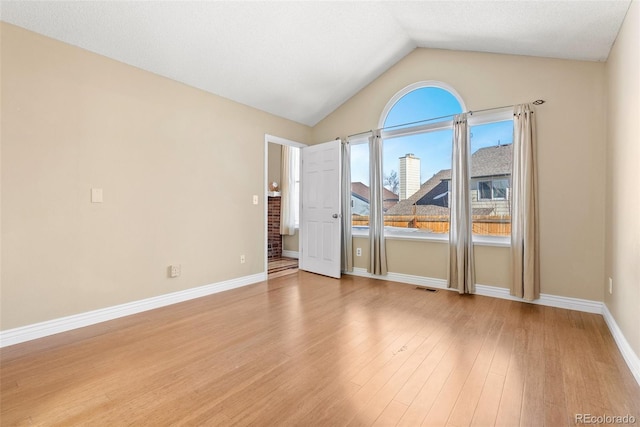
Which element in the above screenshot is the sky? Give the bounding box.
[350,87,513,187]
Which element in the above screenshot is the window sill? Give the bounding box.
[351,227,510,247]
[471,235,510,247]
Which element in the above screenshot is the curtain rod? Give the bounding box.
[347,99,545,139]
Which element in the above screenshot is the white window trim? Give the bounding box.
[381,119,454,140]
[472,234,510,247]
[468,107,512,126]
[352,226,510,247]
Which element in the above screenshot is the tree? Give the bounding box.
[384,170,399,195]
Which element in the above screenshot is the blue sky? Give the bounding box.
[350,87,513,187]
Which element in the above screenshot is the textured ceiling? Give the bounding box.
[0,1,631,126]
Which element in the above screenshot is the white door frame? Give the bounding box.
[264,134,307,275]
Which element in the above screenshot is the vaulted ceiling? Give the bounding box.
[1,1,631,126]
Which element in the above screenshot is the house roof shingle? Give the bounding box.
[470,144,512,178]
[385,144,512,216]
[351,182,399,211]
[385,170,451,215]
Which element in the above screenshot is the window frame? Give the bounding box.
[349,82,513,246]
[378,81,468,130]
[478,180,493,200]
[478,178,509,201]
[492,178,509,200]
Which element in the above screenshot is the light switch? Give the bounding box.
[252,195,259,205]
[91,188,103,203]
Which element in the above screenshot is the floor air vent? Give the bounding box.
[416,287,438,293]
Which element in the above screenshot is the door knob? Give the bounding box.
[332,213,340,218]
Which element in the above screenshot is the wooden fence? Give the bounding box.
[352,215,511,236]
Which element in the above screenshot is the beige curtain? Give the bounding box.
[341,140,353,272]
[511,104,540,300]
[448,113,475,294]
[280,145,299,236]
[368,130,387,275]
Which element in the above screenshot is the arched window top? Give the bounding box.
[379,81,466,130]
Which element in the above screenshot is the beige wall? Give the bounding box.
[605,2,640,357]
[315,47,607,301]
[0,23,311,330]
[352,237,510,288]
[283,230,299,253]
[267,143,282,188]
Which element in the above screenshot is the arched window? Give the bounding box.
[379,83,464,208]
[380,82,465,129]
[350,81,514,238]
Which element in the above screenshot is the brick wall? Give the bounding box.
[267,196,282,259]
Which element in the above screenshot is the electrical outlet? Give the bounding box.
[240,254,246,264]
[608,277,613,294]
[169,264,181,278]
[356,248,362,257]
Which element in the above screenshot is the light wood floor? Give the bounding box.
[1,272,639,426]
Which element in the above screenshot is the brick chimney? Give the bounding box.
[399,153,420,200]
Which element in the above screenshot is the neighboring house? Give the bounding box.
[385,144,512,217]
[350,182,399,215]
[385,169,453,216]
[351,182,371,215]
[468,144,512,216]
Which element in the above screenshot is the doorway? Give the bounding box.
[264,135,305,278]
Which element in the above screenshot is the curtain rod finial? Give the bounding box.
[532,99,545,105]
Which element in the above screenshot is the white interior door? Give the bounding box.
[300,140,342,279]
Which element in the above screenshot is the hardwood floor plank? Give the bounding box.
[494,309,527,427]
[470,371,506,426]
[394,330,455,407]
[393,297,477,408]
[422,363,476,426]
[520,305,546,426]
[396,363,454,427]
[544,402,569,427]
[346,334,428,426]
[1,272,638,426]
[373,399,409,426]
[447,315,505,427]
[350,331,425,387]
[352,327,449,426]
[398,301,487,426]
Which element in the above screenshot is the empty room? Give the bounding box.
[1,1,639,426]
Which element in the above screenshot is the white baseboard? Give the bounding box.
[348,267,639,385]
[474,284,604,314]
[349,268,602,313]
[602,304,640,386]
[348,268,448,289]
[0,272,266,348]
[282,250,299,259]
